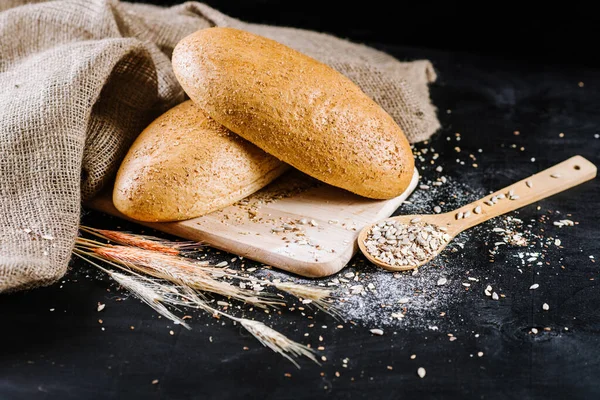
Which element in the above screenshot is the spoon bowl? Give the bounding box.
[357,212,459,271]
[358,155,596,271]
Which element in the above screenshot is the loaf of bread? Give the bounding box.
[113,100,288,222]
[172,27,414,199]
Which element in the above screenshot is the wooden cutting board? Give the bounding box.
[87,170,419,278]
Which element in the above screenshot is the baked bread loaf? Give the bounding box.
[172,27,414,199]
[113,100,288,222]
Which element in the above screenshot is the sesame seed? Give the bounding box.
[550,173,561,178]
[529,284,539,290]
[370,328,384,336]
[417,367,426,378]
[433,206,442,213]
[542,303,549,311]
[437,277,447,286]
[492,292,499,300]
[474,206,482,214]
[526,180,532,188]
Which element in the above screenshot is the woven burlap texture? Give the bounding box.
[0,0,440,292]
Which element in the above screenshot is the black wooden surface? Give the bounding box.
[1,3,600,400]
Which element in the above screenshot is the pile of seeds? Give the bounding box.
[363,220,451,268]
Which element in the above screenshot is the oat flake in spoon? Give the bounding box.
[363,219,451,268]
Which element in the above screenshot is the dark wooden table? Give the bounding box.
[2,6,600,400]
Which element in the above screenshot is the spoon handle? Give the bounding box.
[450,155,596,232]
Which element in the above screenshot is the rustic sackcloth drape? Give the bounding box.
[0,0,440,292]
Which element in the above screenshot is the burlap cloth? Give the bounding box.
[0,0,440,292]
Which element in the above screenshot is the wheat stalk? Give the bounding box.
[274,282,340,318]
[75,251,318,367]
[80,226,202,255]
[75,240,281,308]
[76,232,340,315]
[235,319,319,368]
[73,252,191,329]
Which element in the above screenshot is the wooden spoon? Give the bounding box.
[358,155,597,271]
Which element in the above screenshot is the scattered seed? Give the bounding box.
[97,303,105,312]
[529,284,539,290]
[370,329,384,336]
[419,185,430,190]
[555,239,561,246]
[526,180,532,188]
[215,261,228,267]
[474,206,482,214]
[550,173,561,178]
[152,379,159,385]
[42,234,54,240]
[417,367,426,378]
[463,211,472,218]
[542,303,549,311]
[410,218,421,223]
[435,166,443,172]
[462,282,471,287]
[477,352,484,357]
[456,212,463,220]
[433,206,442,214]
[492,292,499,300]
[437,277,447,286]
[410,354,416,360]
